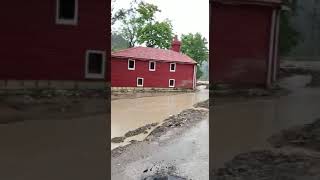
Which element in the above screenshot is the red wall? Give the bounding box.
[210,3,273,86]
[0,0,108,81]
[111,58,195,89]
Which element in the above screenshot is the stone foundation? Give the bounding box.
[0,80,109,90]
[111,87,195,92]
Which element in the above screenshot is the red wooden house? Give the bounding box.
[0,0,108,89]
[111,36,197,90]
[210,0,282,87]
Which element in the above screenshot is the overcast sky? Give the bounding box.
[112,0,209,46]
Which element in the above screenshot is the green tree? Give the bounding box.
[112,33,129,51]
[112,0,141,47]
[119,15,139,47]
[279,0,301,56]
[180,33,209,79]
[136,2,173,48]
[114,1,174,48]
[137,20,173,48]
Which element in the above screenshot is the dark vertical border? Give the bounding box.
[106,0,111,179]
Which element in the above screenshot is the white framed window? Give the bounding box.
[170,63,176,72]
[128,59,135,70]
[137,77,144,87]
[56,0,78,25]
[169,79,175,88]
[85,50,106,79]
[149,61,156,71]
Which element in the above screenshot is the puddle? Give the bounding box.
[111,86,208,149]
[211,75,320,169]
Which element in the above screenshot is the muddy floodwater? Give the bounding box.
[111,86,209,149]
[212,75,320,169]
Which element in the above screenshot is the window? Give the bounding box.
[85,50,105,79]
[56,0,78,25]
[137,77,144,87]
[170,63,176,72]
[128,59,135,70]
[169,79,175,88]
[149,61,156,71]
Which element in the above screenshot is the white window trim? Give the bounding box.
[85,50,106,79]
[170,63,176,72]
[137,77,144,87]
[128,59,135,70]
[56,0,78,25]
[169,79,175,88]
[149,61,156,71]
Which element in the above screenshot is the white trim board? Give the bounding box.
[266,9,276,87]
[149,61,156,71]
[56,0,78,25]
[137,77,144,87]
[169,79,175,88]
[193,65,197,90]
[128,59,135,70]
[272,10,280,82]
[85,50,106,79]
[170,63,176,72]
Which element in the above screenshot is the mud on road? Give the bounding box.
[212,117,320,180]
[111,106,209,158]
[0,89,108,124]
[211,62,320,180]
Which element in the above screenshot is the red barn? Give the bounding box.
[111,36,197,90]
[0,0,108,89]
[210,0,282,87]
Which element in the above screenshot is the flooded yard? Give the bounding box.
[111,86,209,149]
[211,74,320,169]
[0,95,108,180]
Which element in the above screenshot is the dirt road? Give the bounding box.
[111,114,209,180]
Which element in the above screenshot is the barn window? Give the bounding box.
[149,61,156,71]
[137,77,144,87]
[128,59,135,70]
[56,0,78,25]
[85,50,105,79]
[169,79,175,88]
[170,63,176,72]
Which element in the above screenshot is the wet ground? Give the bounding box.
[0,95,109,180]
[111,86,209,149]
[111,116,209,180]
[211,74,320,169]
[111,85,209,179]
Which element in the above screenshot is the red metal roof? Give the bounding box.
[111,47,197,64]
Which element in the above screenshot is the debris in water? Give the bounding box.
[268,118,320,151]
[143,175,186,180]
[111,136,126,143]
[124,123,159,138]
[212,150,320,179]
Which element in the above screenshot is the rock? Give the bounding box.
[268,118,320,151]
[212,150,319,179]
[111,136,126,143]
[151,122,159,126]
[129,140,137,143]
[194,100,209,109]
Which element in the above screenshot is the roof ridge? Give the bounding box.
[112,46,141,54]
[111,46,197,64]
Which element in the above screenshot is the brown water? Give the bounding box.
[111,86,209,149]
[211,75,320,169]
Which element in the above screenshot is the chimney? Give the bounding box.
[170,35,181,52]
